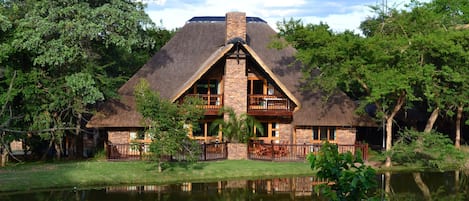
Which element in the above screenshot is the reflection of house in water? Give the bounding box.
[105,176,327,197]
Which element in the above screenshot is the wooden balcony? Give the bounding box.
[187,94,223,115]
[248,95,293,116]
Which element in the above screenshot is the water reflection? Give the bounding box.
[1,171,469,201]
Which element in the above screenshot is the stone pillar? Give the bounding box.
[224,12,247,116]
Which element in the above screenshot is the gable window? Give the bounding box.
[193,79,219,95]
[188,79,222,107]
[312,127,336,143]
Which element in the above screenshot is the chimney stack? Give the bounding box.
[223,12,248,117]
[225,12,246,43]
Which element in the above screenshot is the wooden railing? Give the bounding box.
[186,94,223,110]
[106,143,152,161]
[106,142,367,162]
[248,95,291,111]
[247,142,368,162]
[106,142,227,161]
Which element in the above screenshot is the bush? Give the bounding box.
[389,129,466,169]
[308,142,377,201]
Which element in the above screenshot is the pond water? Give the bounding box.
[1,171,468,201]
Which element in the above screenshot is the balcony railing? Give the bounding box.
[248,95,292,115]
[186,94,223,112]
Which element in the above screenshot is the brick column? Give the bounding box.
[226,12,246,42]
[224,12,247,115]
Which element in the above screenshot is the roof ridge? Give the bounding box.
[188,16,267,23]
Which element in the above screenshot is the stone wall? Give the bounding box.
[295,128,311,144]
[336,128,356,145]
[294,127,357,145]
[224,56,247,115]
[279,123,292,143]
[227,143,247,160]
[108,130,130,144]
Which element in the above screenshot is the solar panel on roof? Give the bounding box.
[188,16,267,23]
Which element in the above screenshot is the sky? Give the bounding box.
[142,0,431,34]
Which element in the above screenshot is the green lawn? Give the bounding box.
[0,160,314,192]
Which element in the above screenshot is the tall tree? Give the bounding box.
[0,0,171,159]
[276,19,422,167]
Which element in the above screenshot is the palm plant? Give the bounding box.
[209,107,263,143]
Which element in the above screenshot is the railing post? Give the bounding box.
[139,143,143,160]
[203,142,207,161]
[303,143,306,157]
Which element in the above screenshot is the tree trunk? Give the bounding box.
[158,160,162,173]
[412,172,432,201]
[455,105,463,149]
[384,172,392,198]
[70,112,82,158]
[424,107,439,133]
[1,150,7,167]
[41,134,55,160]
[384,92,406,167]
[455,170,460,192]
[385,117,393,167]
[55,141,62,160]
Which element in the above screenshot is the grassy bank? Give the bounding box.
[0,160,314,192]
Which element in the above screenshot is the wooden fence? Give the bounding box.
[106,142,228,161]
[247,142,368,161]
[106,142,368,162]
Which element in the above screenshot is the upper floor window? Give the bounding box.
[190,79,220,95]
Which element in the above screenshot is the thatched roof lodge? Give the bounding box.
[87,12,375,152]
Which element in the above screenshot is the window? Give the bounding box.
[312,127,336,143]
[248,79,266,95]
[129,130,149,142]
[189,121,220,142]
[192,123,205,137]
[254,122,280,142]
[191,79,219,95]
[256,122,269,137]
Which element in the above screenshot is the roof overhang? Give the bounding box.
[170,43,301,113]
[243,44,301,112]
[170,44,234,102]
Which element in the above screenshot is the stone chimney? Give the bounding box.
[224,12,248,118]
[225,12,246,43]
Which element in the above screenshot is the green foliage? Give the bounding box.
[0,0,173,158]
[308,142,377,201]
[65,72,104,105]
[134,79,204,171]
[209,107,263,143]
[389,129,467,169]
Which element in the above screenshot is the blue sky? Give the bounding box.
[142,0,431,33]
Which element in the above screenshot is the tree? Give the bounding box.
[209,107,263,143]
[276,19,422,167]
[308,142,377,201]
[0,0,170,159]
[134,79,204,172]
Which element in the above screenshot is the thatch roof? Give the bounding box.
[87,17,376,128]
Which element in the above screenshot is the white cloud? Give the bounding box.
[138,0,167,6]
[145,0,433,33]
